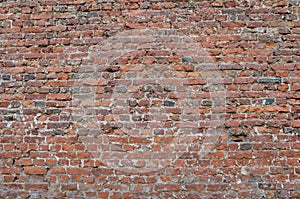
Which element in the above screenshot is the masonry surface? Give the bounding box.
[0,0,300,198]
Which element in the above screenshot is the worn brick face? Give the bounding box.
[0,0,300,198]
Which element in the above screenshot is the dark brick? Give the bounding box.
[47,122,70,129]
[289,0,299,6]
[221,9,243,14]
[248,174,263,182]
[115,86,127,93]
[240,144,252,150]
[2,75,11,80]
[282,127,298,134]
[3,116,14,121]
[163,100,175,107]
[182,57,192,63]
[87,12,99,18]
[53,130,66,135]
[258,77,282,84]
[265,98,275,105]
[11,101,21,108]
[128,99,138,107]
[23,74,35,81]
[35,102,46,107]
[258,183,275,190]
[258,35,280,42]
[105,66,119,72]
[142,85,155,92]
[104,87,113,93]
[164,86,175,92]
[46,109,61,115]
[0,109,20,114]
[201,100,212,106]
[229,131,248,143]
[220,64,243,70]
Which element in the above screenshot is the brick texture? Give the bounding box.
[0,0,300,198]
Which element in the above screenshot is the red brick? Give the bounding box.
[155,184,180,191]
[207,184,228,191]
[292,121,300,128]
[24,167,47,175]
[45,25,67,32]
[67,168,90,175]
[222,22,246,27]
[265,106,290,112]
[32,14,52,20]
[25,184,48,190]
[47,94,71,101]
[98,192,109,198]
[21,27,42,33]
[183,79,206,85]
[82,79,106,86]
[120,65,144,72]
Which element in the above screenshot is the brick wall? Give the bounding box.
[0,0,300,198]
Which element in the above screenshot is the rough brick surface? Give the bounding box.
[0,0,300,198]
